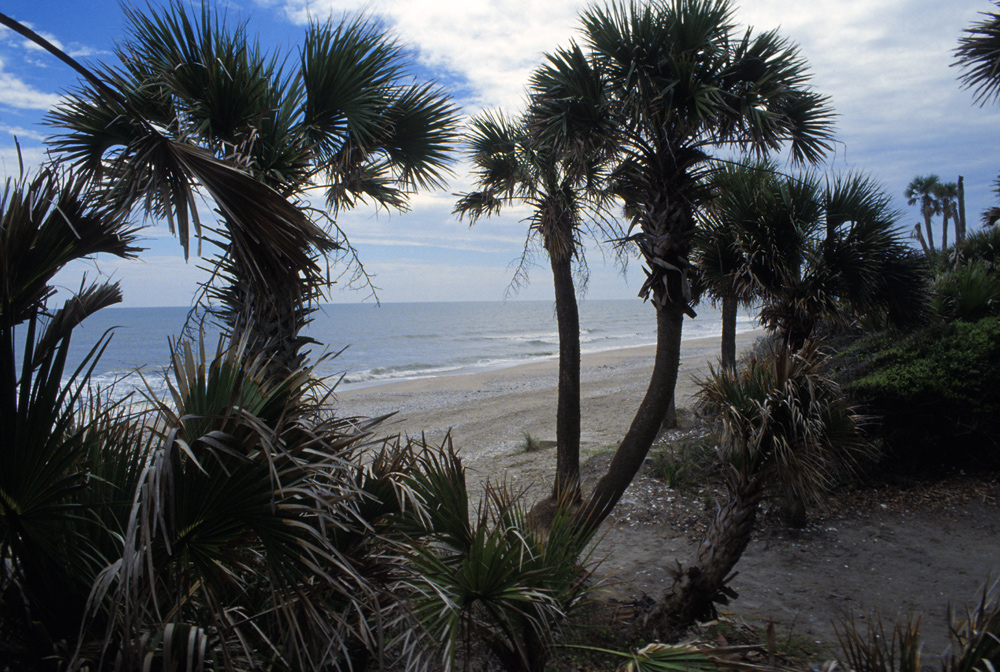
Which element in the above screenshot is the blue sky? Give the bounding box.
[2,0,998,307]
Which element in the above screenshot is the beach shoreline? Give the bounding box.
[336,330,764,498]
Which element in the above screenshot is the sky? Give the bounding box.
[1,0,998,308]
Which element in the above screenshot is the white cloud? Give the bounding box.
[0,123,47,142]
[0,143,49,176]
[52,255,214,309]
[278,0,583,111]
[0,55,61,110]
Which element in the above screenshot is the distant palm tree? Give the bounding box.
[935,181,959,251]
[527,0,836,530]
[692,159,781,369]
[45,2,458,371]
[455,111,615,501]
[906,174,941,258]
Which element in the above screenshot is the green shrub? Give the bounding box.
[839,316,1000,471]
[931,261,1000,322]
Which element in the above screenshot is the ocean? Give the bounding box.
[48,299,758,398]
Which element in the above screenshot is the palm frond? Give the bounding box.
[955,2,1000,106]
[93,336,409,670]
[697,343,869,503]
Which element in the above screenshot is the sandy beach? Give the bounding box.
[336,330,764,499]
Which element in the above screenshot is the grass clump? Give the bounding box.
[647,436,718,489]
[521,431,556,453]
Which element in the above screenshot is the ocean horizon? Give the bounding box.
[47,299,758,398]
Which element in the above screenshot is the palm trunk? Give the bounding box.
[213,237,314,377]
[721,293,737,370]
[958,176,967,244]
[914,223,931,258]
[647,478,762,637]
[576,304,684,531]
[550,251,581,502]
[942,211,950,251]
[924,212,936,257]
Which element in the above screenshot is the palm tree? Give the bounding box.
[454,111,614,502]
[956,1,1000,106]
[956,4,1000,231]
[692,159,781,370]
[906,174,941,258]
[935,181,960,251]
[757,172,929,351]
[44,2,458,372]
[646,343,868,636]
[527,0,836,529]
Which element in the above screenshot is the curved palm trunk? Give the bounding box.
[550,251,582,502]
[647,478,762,637]
[576,304,684,531]
[720,293,738,370]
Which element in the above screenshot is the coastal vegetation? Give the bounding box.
[2,0,1000,670]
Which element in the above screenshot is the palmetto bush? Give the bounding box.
[393,454,600,672]
[0,166,139,668]
[0,169,467,669]
[649,343,868,636]
[834,579,1000,672]
[930,261,1000,322]
[75,336,473,671]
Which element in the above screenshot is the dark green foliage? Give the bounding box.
[842,316,1000,471]
[397,459,599,672]
[931,261,1000,322]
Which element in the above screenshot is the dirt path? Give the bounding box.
[597,465,1000,656]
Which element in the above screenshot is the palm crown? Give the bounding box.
[47,2,458,369]
[528,0,835,314]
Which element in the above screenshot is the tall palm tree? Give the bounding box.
[527,0,836,529]
[905,174,941,258]
[44,2,458,371]
[692,159,781,369]
[647,343,868,636]
[454,111,614,501]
